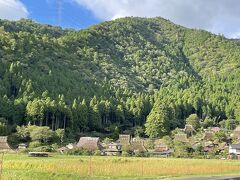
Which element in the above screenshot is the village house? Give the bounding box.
[229,143,240,159]
[103,142,122,156]
[118,134,131,145]
[191,142,201,151]
[77,137,103,151]
[131,137,147,153]
[18,143,27,150]
[155,143,168,152]
[234,126,240,141]
[209,127,221,133]
[174,133,188,143]
[203,141,215,152]
[184,124,196,137]
[202,131,214,141]
[0,136,11,152]
[148,142,173,157]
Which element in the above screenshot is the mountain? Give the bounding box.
[0,17,239,137]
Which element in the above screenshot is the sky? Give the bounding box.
[0,0,240,38]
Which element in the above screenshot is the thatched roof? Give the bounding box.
[204,141,214,147]
[0,136,11,151]
[235,126,240,132]
[191,142,201,150]
[174,133,188,142]
[119,134,131,145]
[234,126,240,139]
[58,146,68,152]
[203,131,214,141]
[154,143,168,152]
[131,137,147,152]
[77,137,102,151]
[209,127,221,133]
[218,143,228,151]
[184,125,196,133]
[154,139,163,145]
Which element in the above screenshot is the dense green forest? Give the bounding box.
[0,17,239,139]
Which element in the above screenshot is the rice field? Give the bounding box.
[1,154,240,179]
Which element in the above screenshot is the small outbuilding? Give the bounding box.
[77,137,102,151]
[66,143,76,150]
[58,143,76,154]
[103,142,122,156]
[18,143,27,150]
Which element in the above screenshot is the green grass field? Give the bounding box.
[1,154,240,179]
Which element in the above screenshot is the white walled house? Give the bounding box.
[229,144,240,159]
[229,144,240,154]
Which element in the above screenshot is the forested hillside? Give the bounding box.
[0,17,239,138]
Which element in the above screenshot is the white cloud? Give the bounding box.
[0,0,28,20]
[74,0,240,38]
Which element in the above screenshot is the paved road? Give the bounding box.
[180,176,240,180]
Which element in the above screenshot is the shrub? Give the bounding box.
[93,150,102,156]
[121,151,130,157]
[51,143,59,151]
[134,150,146,157]
[65,148,92,156]
[102,137,113,144]
[29,141,42,148]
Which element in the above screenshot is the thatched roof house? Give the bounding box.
[234,126,240,140]
[131,137,147,152]
[209,127,221,133]
[202,131,214,141]
[204,141,214,152]
[119,134,131,145]
[174,133,188,143]
[77,137,102,151]
[0,136,11,151]
[184,125,196,136]
[218,142,228,153]
[154,144,168,152]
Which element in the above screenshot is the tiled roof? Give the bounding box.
[230,143,240,149]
